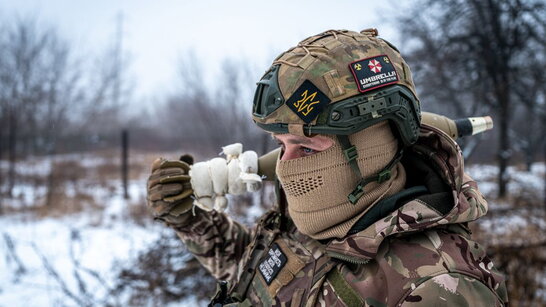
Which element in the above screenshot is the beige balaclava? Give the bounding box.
[276,121,406,240]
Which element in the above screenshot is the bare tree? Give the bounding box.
[215,58,271,150]
[155,53,267,156]
[60,30,134,153]
[512,40,546,171]
[0,17,83,196]
[156,51,214,154]
[398,0,546,197]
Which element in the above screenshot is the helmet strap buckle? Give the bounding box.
[377,169,392,184]
[348,182,366,204]
[343,146,358,162]
[345,145,404,205]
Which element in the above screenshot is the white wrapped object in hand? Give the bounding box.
[189,162,214,211]
[238,151,262,192]
[189,143,263,212]
[239,151,258,173]
[239,173,263,192]
[227,159,246,195]
[222,143,243,161]
[209,158,229,211]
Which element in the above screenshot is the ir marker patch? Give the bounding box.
[258,243,287,285]
[286,80,331,123]
[349,55,399,93]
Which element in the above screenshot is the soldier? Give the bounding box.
[147,29,508,306]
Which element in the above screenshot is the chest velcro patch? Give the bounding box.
[349,55,399,93]
[258,243,288,285]
[286,80,331,123]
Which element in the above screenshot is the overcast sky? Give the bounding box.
[0,0,401,102]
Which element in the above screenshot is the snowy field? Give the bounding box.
[467,163,546,241]
[0,152,165,306]
[0,152,544,306]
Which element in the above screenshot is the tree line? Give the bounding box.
[0,15,274,201]
[397,0,546,198]
[0,1,545,201]
[0,16,134,197]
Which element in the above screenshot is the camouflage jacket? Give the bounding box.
[172,125,508,306]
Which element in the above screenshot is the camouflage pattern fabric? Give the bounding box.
[172,125,508,306]
[252,29,418,127]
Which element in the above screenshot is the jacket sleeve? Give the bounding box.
[400,273,505,306]
[171,207,254,283]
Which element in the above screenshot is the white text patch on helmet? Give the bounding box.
[286,80,331,123]
[349,55,399,93]
[258,243,287,285]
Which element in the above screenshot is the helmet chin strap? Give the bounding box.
[337,134,404,204]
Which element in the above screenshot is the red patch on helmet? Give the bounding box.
[349,55,399,93]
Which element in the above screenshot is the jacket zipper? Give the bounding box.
[326,251,370,264]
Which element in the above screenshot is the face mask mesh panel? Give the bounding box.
[282,175,324,197]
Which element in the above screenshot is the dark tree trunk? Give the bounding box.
[121,129,129,199]
[544,136,546,210]
[0,139,2,215]
[7,109,17,198]
[497,109,509,198]
[0,115,3,214]
[525,150,533,172]
[524,104,536,172]
[45,156,56,207]
[496,77,511,198]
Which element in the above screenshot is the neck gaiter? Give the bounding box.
[276,121,406,240]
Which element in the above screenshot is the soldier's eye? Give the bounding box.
[302,147,316,155]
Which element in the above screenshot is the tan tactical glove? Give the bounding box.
[147,157,194,226]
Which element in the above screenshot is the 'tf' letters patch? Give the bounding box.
[258,243,287,285]
[349,55,399,93]
[286,80,330,123]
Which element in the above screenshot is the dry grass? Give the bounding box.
[473,220,546,306]
[0,150,164,218]
[470,184,546,305]
[0,149,184,225]
[127,195,152,226]
[113,232,215,305]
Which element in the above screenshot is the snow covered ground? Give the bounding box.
[466,163,545,202]
[467,163,546,237]
[0,153,544,306]
[0,152,262,306]
[0,183,163,306]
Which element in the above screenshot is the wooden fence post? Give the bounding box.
[122,129,129,199]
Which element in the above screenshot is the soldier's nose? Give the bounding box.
[280,147,299,161]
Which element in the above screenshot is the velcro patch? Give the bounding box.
[258,243,287,285]
[349,55,399,93]
[286,80,331,123]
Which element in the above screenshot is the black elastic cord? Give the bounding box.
[337,135,405,205]
[337,135,362,178]
[347,148,404,204]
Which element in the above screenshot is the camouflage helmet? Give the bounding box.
[252,29,421,147]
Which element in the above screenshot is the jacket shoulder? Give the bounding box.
[399,272,505,306]
[378,227,507,304]
[323,227,507,306]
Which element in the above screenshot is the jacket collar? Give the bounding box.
[324,124,488,263]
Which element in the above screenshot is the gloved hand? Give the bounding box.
[147,143,263,222]
[147,157,194,225]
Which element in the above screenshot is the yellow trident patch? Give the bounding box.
[293,90,321,116]
[286,80,330,123]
